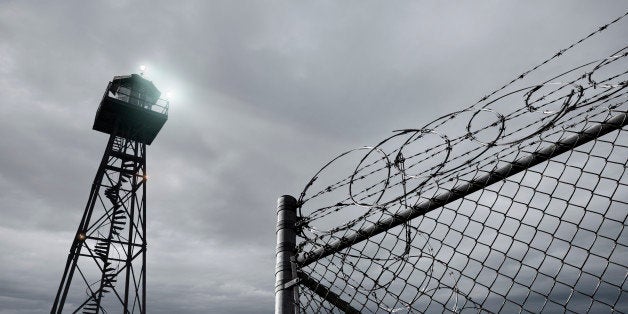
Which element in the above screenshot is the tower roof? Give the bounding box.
[110,74,161,99]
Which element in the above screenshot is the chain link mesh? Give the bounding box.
[290,12,628,313]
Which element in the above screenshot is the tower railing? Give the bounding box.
[103,81,169,115]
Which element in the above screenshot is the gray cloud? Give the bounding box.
[1,1,626,313]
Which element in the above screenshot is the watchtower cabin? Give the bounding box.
[93,74,168,144]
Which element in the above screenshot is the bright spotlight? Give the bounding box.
[165,91,173,99]
[139,65,147,75]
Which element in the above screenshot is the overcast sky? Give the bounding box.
[0,1,626,313]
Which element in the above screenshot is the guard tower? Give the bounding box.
[52,74,168,313]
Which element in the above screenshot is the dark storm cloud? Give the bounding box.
[1,1,627,313]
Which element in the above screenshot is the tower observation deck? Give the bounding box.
[52,74,168,313]
[93,74,168,144]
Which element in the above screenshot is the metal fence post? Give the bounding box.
[275,195,298,314]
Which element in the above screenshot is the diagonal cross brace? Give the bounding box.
[298,272,361,314]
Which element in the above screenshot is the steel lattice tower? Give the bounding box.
[52,74,168,313]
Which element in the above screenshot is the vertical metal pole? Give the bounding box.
[275,195,297,314]
[141,143,147,314]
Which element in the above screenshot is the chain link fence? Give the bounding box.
[276,12,628,313]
